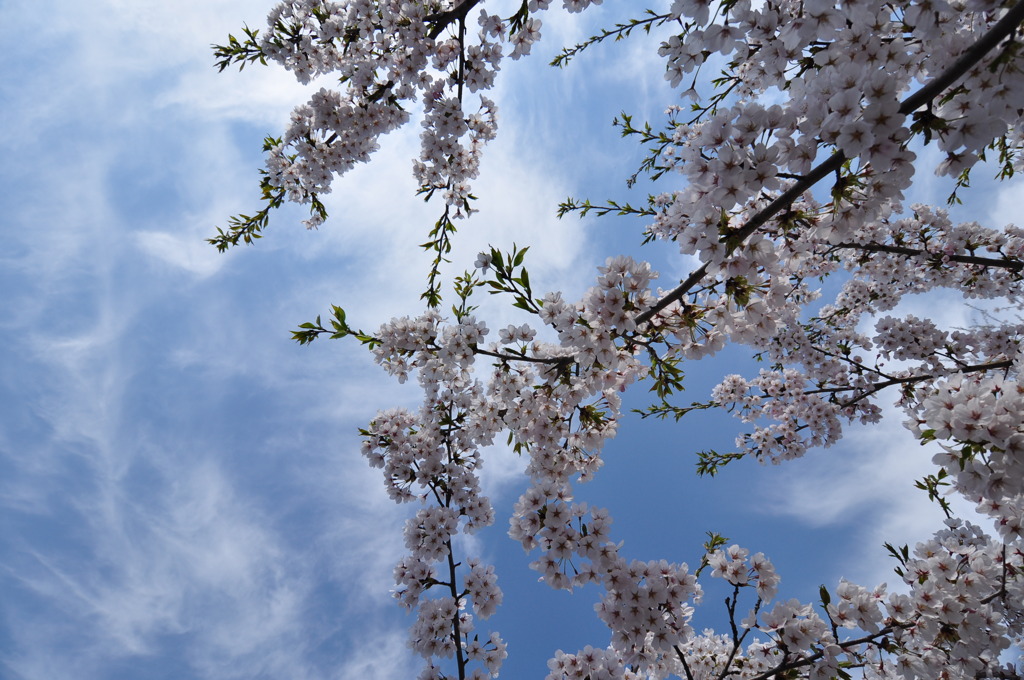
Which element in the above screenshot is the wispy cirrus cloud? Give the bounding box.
[0,3,618,679]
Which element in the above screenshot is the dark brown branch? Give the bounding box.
[831,242,1024,272]
[636,1,1024,326]
[715,590,756,680]
[810,345,895,380]
[473,346,573,365]
[981,544,1011,606]
[899,1,1024,114]
[635,152,845,325]
[742,626,895,680]
[674,645,697,680]
[426,0,485,39]
[445,538,469,680]
[800,359,1014,407]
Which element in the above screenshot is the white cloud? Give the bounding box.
[313,444,414,602]
[136,231,226,277]
[159,58,318,128]
[5,459,324,677]
[0,4,426,678]
[335,627,420,680]
[988,175,1024,229]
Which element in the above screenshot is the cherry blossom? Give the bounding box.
[215,0,1024,677]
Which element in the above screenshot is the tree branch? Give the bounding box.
[674,645,697,680]
[636,1,1024,326]
[426,0,485,40]
[445,538,469,680]
[799,359,1015,407]
[742,626,895,680]
[830,242,1024,272]
[473,346,574,365]
[899,2,1024,115]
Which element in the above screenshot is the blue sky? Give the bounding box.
[2,2,1023,679]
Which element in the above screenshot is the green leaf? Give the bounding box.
[512,245,528,267]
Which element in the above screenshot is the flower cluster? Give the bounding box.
[230,0,624,236]
[651,0,1021,257]
[707,545,779,600]
[909,372,1024,541]
[220,0,1024,678]
[680,199,1024,466]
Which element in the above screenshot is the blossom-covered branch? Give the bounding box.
[215,0,1024,678]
